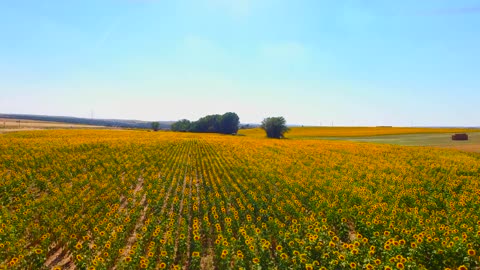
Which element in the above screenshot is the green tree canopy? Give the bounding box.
[171,119,192,132]
[171,112,240,134]
[151,122,160,131]
[220,112,240,134]
[260,117,289,138]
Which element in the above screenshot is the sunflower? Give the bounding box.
[252,257,260,264]
[468,249,476,256]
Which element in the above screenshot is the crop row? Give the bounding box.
[0,130,479,269]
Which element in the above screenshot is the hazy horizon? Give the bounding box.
[1,1,479,126]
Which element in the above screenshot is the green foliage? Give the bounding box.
[151,122,160,131]
[220,112,240,134]
[171,119,192,132]
[171,112,239,134]
[260,117,289,138]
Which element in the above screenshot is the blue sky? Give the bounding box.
[1,0,479,126]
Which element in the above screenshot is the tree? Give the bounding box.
[220,112,240,134]
[171,119,192,132]
[260,117,289,138]
[194,114,222,132]
[170,112,240,134]
[151,122,160,131]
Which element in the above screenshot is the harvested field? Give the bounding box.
[0,118,105,133]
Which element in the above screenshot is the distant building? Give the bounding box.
[452,133,468,141]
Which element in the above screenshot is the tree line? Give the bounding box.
[170,113,289,139]
[171,112,240,134]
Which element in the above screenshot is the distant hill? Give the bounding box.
[0,114,173,130]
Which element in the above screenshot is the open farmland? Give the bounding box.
[239,127,480,138]
[1,130,479,269]
[240,127,480,153]
[0,118,104,133]
[317,133,480,153]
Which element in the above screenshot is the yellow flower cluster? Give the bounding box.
[0,129,479,269]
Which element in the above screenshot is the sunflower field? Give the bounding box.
[0,130,479,269]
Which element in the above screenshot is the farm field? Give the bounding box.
[1,130,480,269]
[314,133,480,153]
[0,118,104,133]
[239,127,480,138]
[240,127,480,153]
